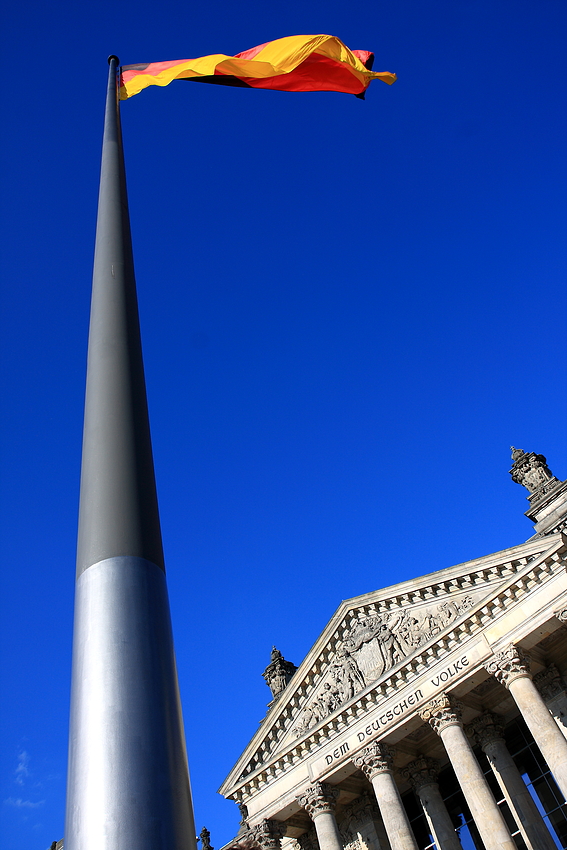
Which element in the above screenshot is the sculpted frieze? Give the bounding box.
[292,594,475,736]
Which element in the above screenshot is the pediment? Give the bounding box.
[220,534,565,798]
[283,587,479,744]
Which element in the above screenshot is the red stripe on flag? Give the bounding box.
[215,52,369,94]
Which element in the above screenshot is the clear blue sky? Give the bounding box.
[1,1,566,848]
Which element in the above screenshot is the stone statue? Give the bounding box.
[262,647,298,698]
[199,827,214,850]
[317,682,341,715]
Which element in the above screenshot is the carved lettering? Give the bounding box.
[349,689,424,741]
[430,656,468,688]
[326,742,350,765]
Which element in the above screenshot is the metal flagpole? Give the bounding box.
[64,56,197,850]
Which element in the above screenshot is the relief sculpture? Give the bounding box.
[293,595,474,736]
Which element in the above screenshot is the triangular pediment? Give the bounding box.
[279,585,480,746]
[219,534,567,799]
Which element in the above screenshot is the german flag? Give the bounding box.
[119,35,396,101]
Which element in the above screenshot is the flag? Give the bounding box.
[119,34,396,101]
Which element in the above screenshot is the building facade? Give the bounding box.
[219,449,567,850]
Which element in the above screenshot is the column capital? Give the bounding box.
[249,819,286,850]
[352,741,395,780]
[295,830,318,850]
[554,606,567,623]
[484,644,531,688]
[297,782,339,820]
[418,694,463,734]
[467,712,505,749]
[534,664,565,701]
[400,756,440,790]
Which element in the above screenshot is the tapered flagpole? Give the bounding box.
[64,56,197,850]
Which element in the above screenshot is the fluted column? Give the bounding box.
[297,783,342,850]
[419,695,515,850]
[353,743,418,850]
[249,819,286,850]
[469,712,557,850]
[485,645,567,798]
[401,757,461,850]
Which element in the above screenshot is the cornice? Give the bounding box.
[219,535,566,800]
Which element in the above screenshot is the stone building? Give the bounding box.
[219,449,567,850]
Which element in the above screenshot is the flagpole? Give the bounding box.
[64,55,197,850]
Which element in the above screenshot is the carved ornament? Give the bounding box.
[263,648,297,699]
[509,447,556,496]
[353,741,394,779]
[484,644,531,688]
[292,595,475,736]
[249,819,286,850]
[534,664,565,701]
[237,802,249,831]
[418,694,463,734]
[297,782,339,820]
[340,792,377,830]
[293,829,318,850]
[401,756,440,790]
[467,712,505,749]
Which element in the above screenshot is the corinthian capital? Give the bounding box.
[418,694,463,734]
[401,756,440,790]
[484,645,531,688]
[467,712,505,749]
[353,741,394,780]
[534,664,565,701]
[295,830,318,850]
[250,820,286,850]
[297,782,339,820]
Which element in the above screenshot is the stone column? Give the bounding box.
[401,756,461,850]
[353,743,418,850]
[485,645,567,798]
[297,782,343,850]
[534,664,567,740]
[469,712,557,850]
[419,695,515,850]
[250,819,286,850]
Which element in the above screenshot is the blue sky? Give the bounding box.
[1,1,566,848]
